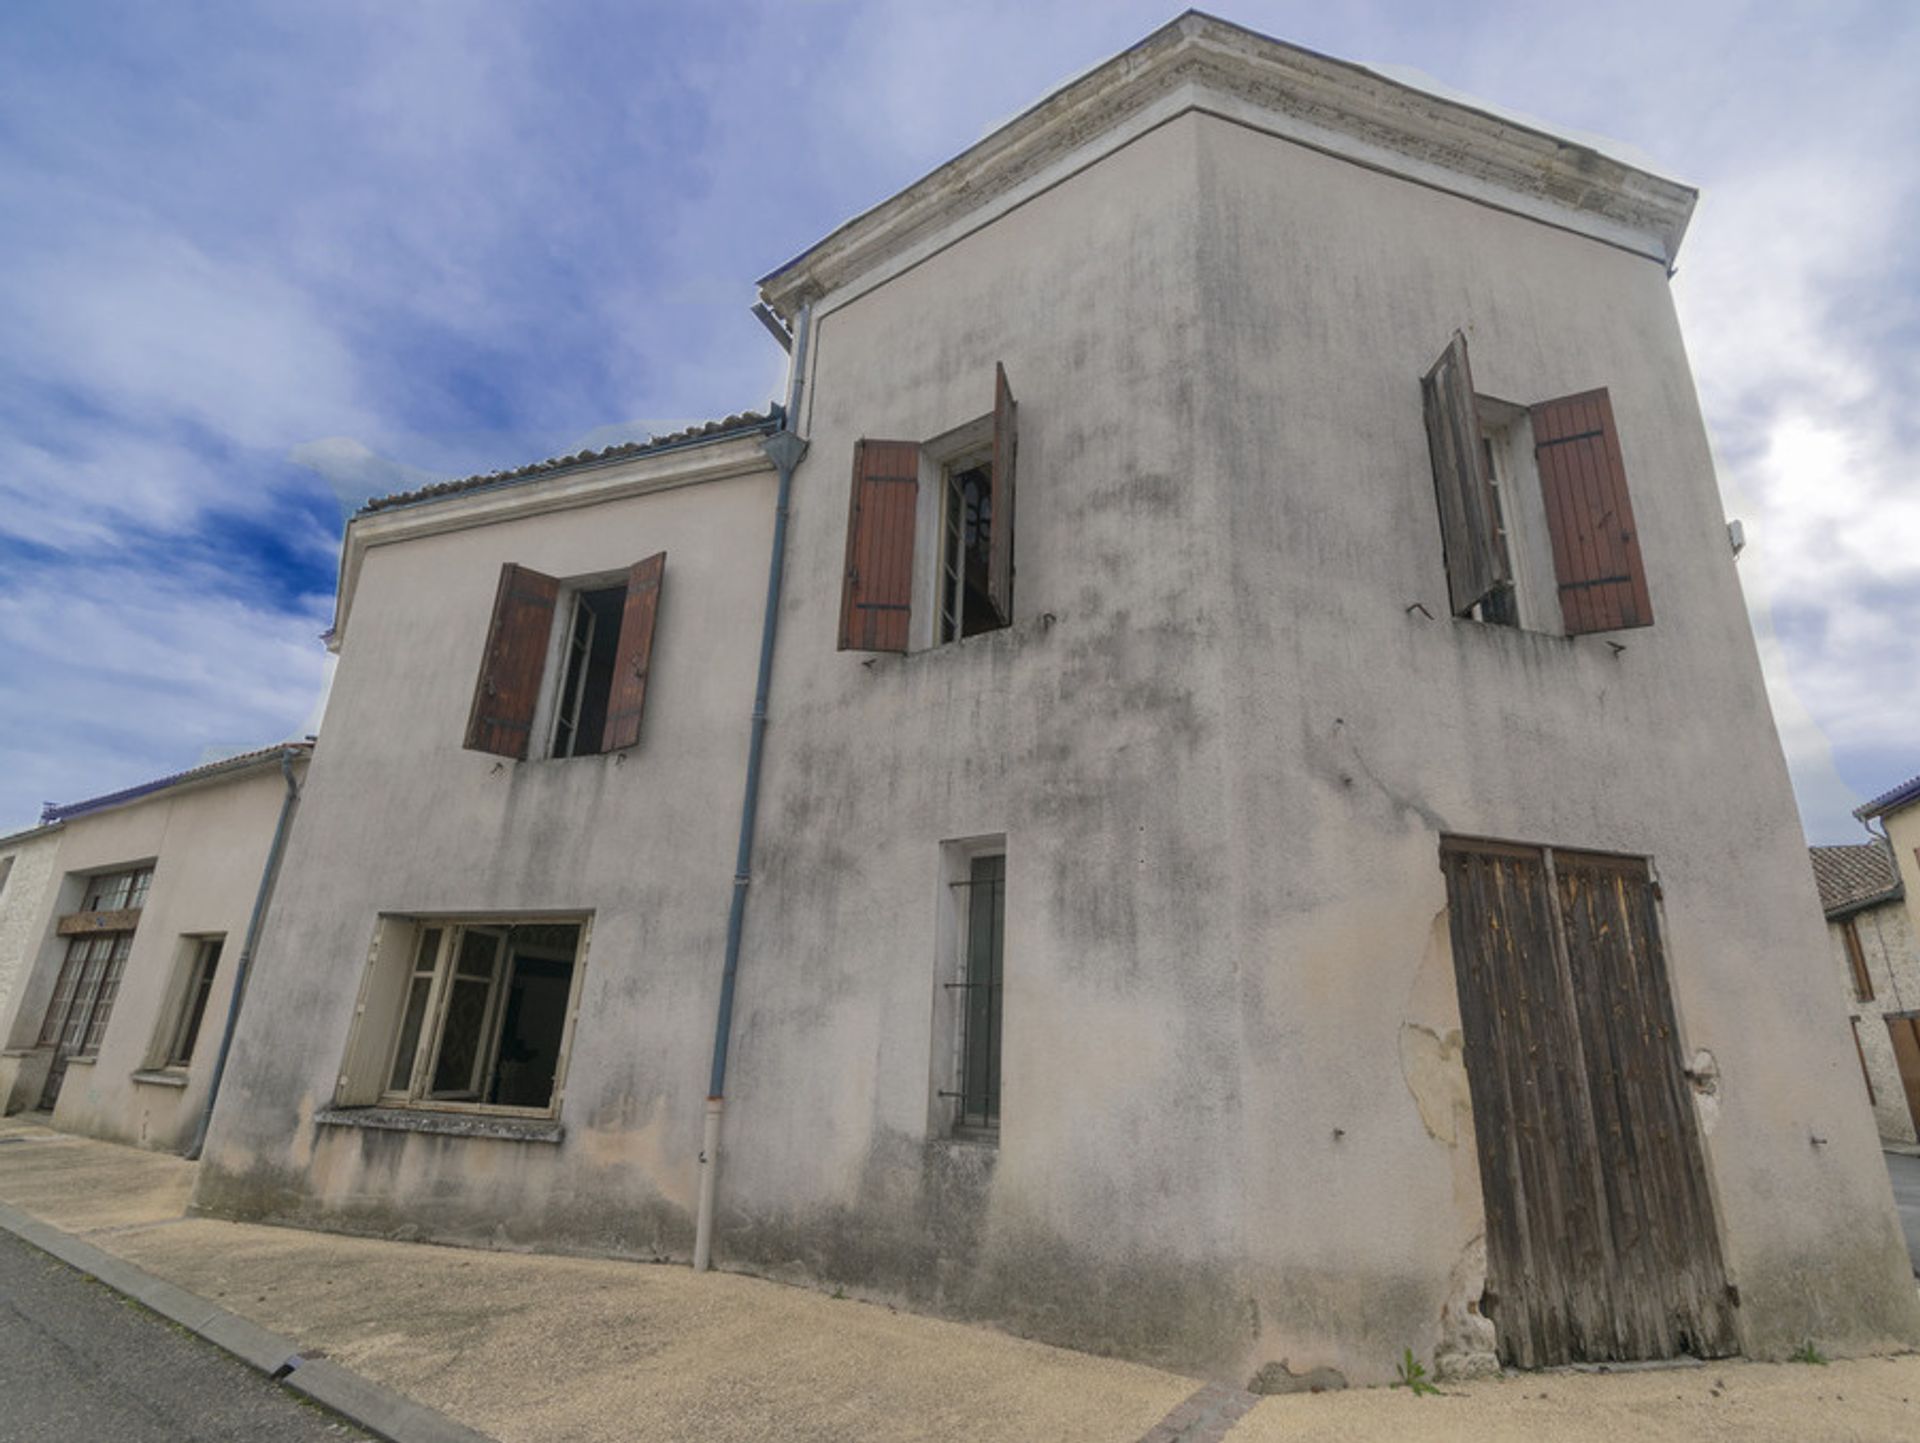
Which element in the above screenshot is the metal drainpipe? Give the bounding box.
[185,747,303,1162]
[694,303,811,1272]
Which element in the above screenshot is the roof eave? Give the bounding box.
[758,10,1696,323]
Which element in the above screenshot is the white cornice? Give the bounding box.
[758,11,1697,320]
[328,433,775,653]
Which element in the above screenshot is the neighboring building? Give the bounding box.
[0,823,65,1032]
[1854,771,1920,1141]
[1811,841,1920,1145]
[0,744,309,1152]
[193,15,1919,1382]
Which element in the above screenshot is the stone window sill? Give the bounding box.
[314,1106,564,1145]
[130,1069,190,1090]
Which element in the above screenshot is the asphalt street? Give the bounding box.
[1887,1150,1920,1277]
[0,1228,369,1443]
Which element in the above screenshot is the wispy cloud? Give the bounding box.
[0,1,1912,843]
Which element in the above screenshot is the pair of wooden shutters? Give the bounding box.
[464,553,665,759]
[839,364,1017,652]
[1441,840,1736,1369]
[1885,1015,1920,1138]
[1423,332,1654,633]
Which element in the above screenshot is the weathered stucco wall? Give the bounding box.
[0,827,62,1040]
[1831,899,1920,1144]
[715,107,1917,1380]
[189,100,1917,1384]
[0,762,303,1150]
[194,454,778,1255]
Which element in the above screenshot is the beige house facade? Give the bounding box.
[0,744,309,1153]
[1812,842,1920,1146]
[0,823,64,1032]
[193,15,1919,1384]
[1850,773,1920,1145]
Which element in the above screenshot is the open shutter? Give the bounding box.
[838,439,919,652]
[1531,388,1653,633]
[1422,332,1509,617]
[988,363,1017,626]
[464,563,559,758]
[601,551,665,752]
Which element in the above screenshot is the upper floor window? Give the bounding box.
[82,865,152,913]
[839,363,1017,653]
[1422,331,1653,636]
[464,554,665,761]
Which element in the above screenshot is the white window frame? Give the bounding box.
[528,571,632,760]
[352,914,593,1121]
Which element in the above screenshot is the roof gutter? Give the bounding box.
[185,746,305,1161]
[693,303,811,1273]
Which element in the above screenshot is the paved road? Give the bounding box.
[0,1229,368,1443]
[1888,1151,1920,1276]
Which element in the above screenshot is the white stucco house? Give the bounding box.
[191,13,1919,1384]
[0,744,309,1153]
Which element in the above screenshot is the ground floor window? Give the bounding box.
[938,850,1004,1137]
[163,936,224,1067]
[379,919,586,1116]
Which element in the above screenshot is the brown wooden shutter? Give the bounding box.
[1422,332,1509,617]
[464,563,560,758]
[1842,917,1875,1002]
[838,439,919,652]
[988,363,1016,626]
[1531,388,1653,633]
[601,551,665,753]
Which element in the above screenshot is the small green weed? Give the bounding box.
[1391,1348,1440,1396]
[1788,1340,1827,1365]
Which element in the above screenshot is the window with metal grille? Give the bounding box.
[940,852,1004,1136]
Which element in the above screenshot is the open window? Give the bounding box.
[359,917,588,1118]
[158,935,223,1069]
[1423,332,1652,635]
[465,554,665,760]
[839,364,1017,652]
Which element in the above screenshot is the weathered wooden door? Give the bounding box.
[1885,1015,1920,1137]
[1442,839,1737,1368]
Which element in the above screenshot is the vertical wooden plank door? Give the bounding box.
[1885,1016,1920,1138]
[1442,840,1737,1368]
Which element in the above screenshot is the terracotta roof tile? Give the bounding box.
[1856,770,1920,823]
[359,406,783,515]
[1808,841,1904,917]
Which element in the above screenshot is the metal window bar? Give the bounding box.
[938,858,1004,1132]
[940,470,965,642]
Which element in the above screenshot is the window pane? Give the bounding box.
[431,978,493,1094]
[961,854,1005,1129]
[170,939,223,1065]
[388,974,434,1093]
[455,929,499,978]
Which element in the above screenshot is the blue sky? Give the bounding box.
[1,1,1915,841]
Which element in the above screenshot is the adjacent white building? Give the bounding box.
[0,745,308,1153]
[1812,840,1920,1146]
[192,14,1919,1383]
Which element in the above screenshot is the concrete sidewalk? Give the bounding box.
[2,1117,1917,1443]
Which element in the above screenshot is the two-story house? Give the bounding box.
[192,14,1920,1384]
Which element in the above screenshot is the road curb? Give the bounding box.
[0,1199,497,1443]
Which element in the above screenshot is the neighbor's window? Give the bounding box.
[381,920,586,1115]
[81,865,153,913]
[1842,917,1875,1003]
[839,363,1017,653]
[164,936,224,1068]
[1422,330,1653,635]
[942,852,1004,1136]
[464,555,664,761]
